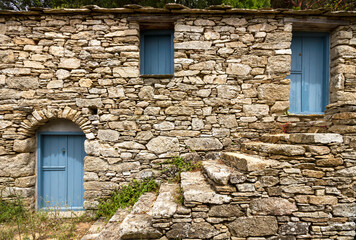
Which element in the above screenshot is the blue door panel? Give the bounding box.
[40,135,67,208]
[67,135,85,209]
[38,133,85,210]
[291,37,302,72]
[289,32,329,114]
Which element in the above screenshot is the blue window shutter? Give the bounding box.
[140,30,174,75]
[289,36,303,113]
[289,32,329,114]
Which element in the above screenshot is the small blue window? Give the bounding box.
[140,30,174,75]
[289,32,329,114]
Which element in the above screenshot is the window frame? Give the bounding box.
[140,29,174,77]
[288,31,330,115]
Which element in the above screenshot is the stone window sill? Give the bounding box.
[140,74,174,79]
[287,113,324,118]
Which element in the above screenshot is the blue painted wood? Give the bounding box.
[140,30,174,75]
[38,133,85,210]
[67,135,85,209]
[289,32,329,114]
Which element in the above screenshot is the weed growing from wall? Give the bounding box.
[162,156,202,182]
[96,178,159,220]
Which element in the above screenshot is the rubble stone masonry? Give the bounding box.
[0,7,355,239]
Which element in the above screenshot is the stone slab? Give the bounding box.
[243,142,306,156]
[222,152,279,172]
[289,133,343,144]
[202,160,234,185]
[181,171,231,204]
[152,183,179,219]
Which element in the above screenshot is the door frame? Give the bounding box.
[37,131,86,211]
[290,31,330,114]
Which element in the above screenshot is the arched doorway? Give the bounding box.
[37,119,86,210]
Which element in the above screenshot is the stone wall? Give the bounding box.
[0,10,355,213]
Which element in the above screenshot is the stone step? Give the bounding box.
[202,160,238,193]
[261,133,343,145]
[242,142,306,156]
[118,192,162,239]
[221,152,279,172]
[152,183,179,219]
[288,133,343,144]
[96,209,130,240]
[260,133,290,143]
[181,171,231,206]
[202,160,235,185]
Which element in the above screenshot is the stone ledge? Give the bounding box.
[181,171,231,205]
[242,142,306,156]
[202,160,234,185]
[222,152,279,172]
[289,133,343,144]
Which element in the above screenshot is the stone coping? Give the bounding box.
[1,4,356,17]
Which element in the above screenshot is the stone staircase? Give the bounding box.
[83,132,355,239]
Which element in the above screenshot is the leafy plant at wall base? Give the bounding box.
[96,178,159,219]
[0,194,94,240]
[0,195,26,223]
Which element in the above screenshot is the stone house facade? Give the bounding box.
[0,4,355,239]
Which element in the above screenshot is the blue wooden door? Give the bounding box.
[38,133,86,210]
[289,32,329,114]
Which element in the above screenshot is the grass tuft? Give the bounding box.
[0,194,93,240]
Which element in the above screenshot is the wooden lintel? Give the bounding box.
[127,15,179,23]
[285,17,349,31]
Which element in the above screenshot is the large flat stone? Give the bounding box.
[166,222,219,239]
[147,136,179,154]
[250,197,298,215]
[152,183,178,219]
[97,130,119,141]
[202,160,234,185]
[243,142,306,156]
[76,98,103,108]
[119,193,162,239]
[227,216,278,237]
[165,106,194,115]
[279,222,309,235]
[0,153,35,177]
[332,203,356,217]
[181,171,231,204]
[97,209,130,240]
[13,138,36,152]
[184,138,223,151]
[208,204,243,217]
[257,84,290,101]
[335,166,356,177]
[175,41,212,49]
[6,77,39,90]
[58,58,81,69]
[289,133,343,144]
[222,152,279,172]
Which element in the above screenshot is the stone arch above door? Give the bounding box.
[19,106,94,139]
